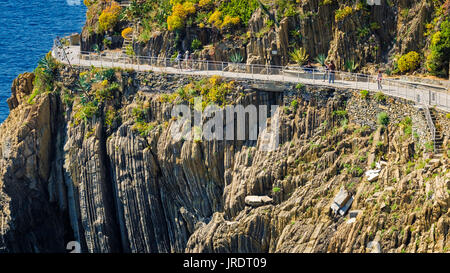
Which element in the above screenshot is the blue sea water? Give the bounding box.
[0,0,86,122]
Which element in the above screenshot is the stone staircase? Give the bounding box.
[420,105,444,168]
[429,108,444,156]
[121,37,133,56]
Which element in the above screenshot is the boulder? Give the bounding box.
[245,195,273,207]
[367,241,382,253]
[331,188,354,216]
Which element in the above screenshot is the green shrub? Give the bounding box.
[446,113,450,119]
[272,187,281,193]
[378,112,390,126]
[219,0,259,27]
[296,83,305,90]
[374,91,386,102]
[370,22,381,30]
[125,44,135,56]
[333,110,348,118]
[191,38,202,51]
[360,89,369,99]
[426,20,450,77]
[424,142,434,152]
[29,52,58,104]
[398,51,420,73]
[291,99,298,111]
[400,117,412,136]
[357,27,370,39]
[74,101,99,125]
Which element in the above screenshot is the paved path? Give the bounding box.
[53,45,450,112]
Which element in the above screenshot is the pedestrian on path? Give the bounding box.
[328,61,336,84]
[304,61,313,73]
[377,70,383,90]
[175,52,182,70]
[323,62,329,82]
[184,50,190,70]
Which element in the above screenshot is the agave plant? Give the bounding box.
[93,44,100,54]
[230,52,244,63]
[315,54,326,66]
[290,48,309,66]
[37,52,57,75]
[345,59,359,72]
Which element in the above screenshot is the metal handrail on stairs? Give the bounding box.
[423,105,436,152]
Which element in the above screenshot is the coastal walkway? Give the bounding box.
[52,44,450,114]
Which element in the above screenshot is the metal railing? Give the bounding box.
[423,105,436,152]
[52,42,450,113]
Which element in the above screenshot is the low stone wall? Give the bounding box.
[346,90,431,148]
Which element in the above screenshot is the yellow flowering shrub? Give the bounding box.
[98,1,122,32]
[199,0,212,8]
[167,14,184,31]
[208,10,222,28]
[167,2,196,31]
[122,27,133,40]
[335,6,353,22]
[221,15,240,29]
[398,51,420,73]
[209,75,221,86]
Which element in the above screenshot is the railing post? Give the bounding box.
[388,79,390,94]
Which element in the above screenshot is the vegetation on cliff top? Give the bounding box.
[81,0,450,78]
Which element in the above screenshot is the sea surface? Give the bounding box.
[0,0,86,122]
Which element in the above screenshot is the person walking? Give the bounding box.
[377,70,383,90]
[322,62,329,82]
[328,61,336,84]
[175,52,182,70]
[184,50,190,70]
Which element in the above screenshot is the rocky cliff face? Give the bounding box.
[0,67,448,253]
[81,0,449,75]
